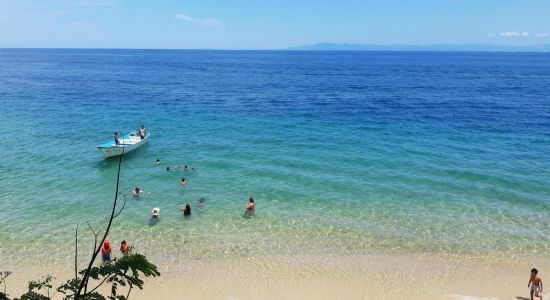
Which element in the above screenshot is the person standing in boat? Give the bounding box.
[114,132,120,145]
[139,124,147,140]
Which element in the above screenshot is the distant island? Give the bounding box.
[286,42,550,52]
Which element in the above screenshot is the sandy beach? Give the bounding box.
[5,253,549,299]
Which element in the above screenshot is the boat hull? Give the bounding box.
[97,133,150,158]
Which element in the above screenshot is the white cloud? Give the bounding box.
[175,13,193,22]
[535,33,548,37]
[174,13,220,27]
[499,31,529,37]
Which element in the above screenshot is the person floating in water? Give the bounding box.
[198,197,206,209]
[101,240,112,263]
[246,197,255,216]
[180,203,191,217]
[156,158,161,165]
[139,124,147,140]
[181,165,197,171]
[132,187,143,198]
[120,240,130,255]
[180,178,187,187]
[151,207,160,220]
[166,166,172,172]
[528,268,543,300]
[114,132,120,145]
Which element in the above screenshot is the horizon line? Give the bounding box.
[0,47,549,53]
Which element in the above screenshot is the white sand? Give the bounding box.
[4,253,550,299]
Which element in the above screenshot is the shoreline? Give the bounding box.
[5,252,549,299]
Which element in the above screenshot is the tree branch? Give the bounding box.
[83,276,109,295]
[126,283,133,299]
[86,222,102,259]
[75,224,78,280]
[76,147,125,299]
[113,193,127,219]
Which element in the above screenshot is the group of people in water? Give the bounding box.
[141,158,256,220]
[103,125,256,263]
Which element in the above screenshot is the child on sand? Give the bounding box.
[529,268,543,300]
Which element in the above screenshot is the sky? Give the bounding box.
[0,0,549,49]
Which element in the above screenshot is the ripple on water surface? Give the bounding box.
[0,50,549,269]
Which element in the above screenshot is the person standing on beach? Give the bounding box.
[528,268,543,300]
[246,197,255,216]
[101,240,112,263]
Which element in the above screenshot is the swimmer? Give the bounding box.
[180,178,187,187]
[132,187,143,197]
[166,166,172,172]
[180,165,197,171]
[180,203,191,216]
[156,159,161,165]
[198,197,206,209]
[246,197,255,216]
[151,207,160,220]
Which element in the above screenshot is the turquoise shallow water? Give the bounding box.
[0,50,549,268]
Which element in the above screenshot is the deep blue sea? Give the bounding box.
[1,49,549,268]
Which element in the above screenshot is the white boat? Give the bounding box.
[97,132,150,158]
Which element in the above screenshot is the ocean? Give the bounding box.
[0,49,549,270]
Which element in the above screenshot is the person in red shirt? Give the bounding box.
[101,240,112,262]
[120,240,130,255]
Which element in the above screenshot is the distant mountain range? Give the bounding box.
[286,43,550,52]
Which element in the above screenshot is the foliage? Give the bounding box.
[2,254,159,300]
[17,275,54,300]
[1,271,12,300]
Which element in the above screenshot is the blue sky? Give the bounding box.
[0,0,549,49]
